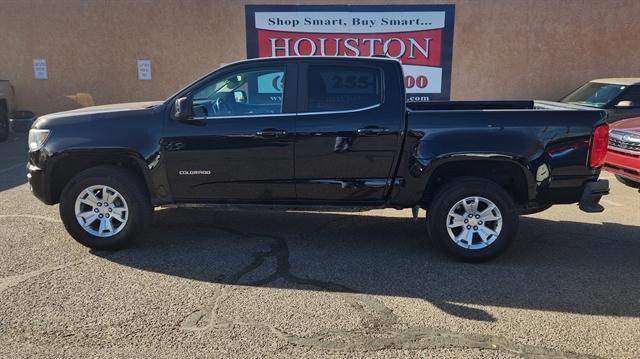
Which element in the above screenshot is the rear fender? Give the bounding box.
[388,153,536,208]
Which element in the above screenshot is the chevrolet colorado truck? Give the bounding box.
[27,57,610,260]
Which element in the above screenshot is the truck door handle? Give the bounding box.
[256,129,287,137]
[356,127,390,136]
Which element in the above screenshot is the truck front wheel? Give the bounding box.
[59,166,152,250]
[427,178,518,261]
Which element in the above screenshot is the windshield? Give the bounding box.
[561,82,627,108]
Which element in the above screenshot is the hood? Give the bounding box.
[34,101,163,128]
[610,117,640,133]
[40,101,162,119]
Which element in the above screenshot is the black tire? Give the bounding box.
[427,177,519,261]
[59,165,152,250]
[615,175,640,189]
[0,101,9,142]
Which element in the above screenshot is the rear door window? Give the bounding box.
[306,65,382,112]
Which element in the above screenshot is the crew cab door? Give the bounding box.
[294,61,404,202]
[162,63,297,201]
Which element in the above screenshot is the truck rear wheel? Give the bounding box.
[59,166,152,250]
[427,178,518,261]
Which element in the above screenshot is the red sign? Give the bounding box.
[246,5,455,101]
[257,30,442,67]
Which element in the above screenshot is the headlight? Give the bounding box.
[28,129,50,151]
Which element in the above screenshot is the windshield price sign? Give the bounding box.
[246,5,455,101]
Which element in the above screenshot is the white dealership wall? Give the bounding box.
[1,0,639,114]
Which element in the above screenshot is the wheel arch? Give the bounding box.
[48,149,155,205]
[418,156,536,209]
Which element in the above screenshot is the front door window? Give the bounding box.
[191,67,285,118]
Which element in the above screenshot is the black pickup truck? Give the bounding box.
[27,57,610,260]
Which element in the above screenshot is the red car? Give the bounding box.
[605,117,640,188]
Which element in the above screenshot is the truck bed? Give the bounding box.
[389,102,607,207]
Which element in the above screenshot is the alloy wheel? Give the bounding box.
[445,196,503,250]
[74,185,129,237]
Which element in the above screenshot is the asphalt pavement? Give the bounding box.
[0,132,639,358]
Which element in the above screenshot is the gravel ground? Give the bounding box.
[1,133,639,358]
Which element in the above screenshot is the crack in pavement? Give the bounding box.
[220,238,353,291]
[0,214,82,295]
[0,258,88,294]
[177,223,600,358]
[0,214,62,223]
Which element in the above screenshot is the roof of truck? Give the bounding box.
[225,55,400,66]
[592,78,640,86]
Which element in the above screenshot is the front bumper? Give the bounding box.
[578,179,609,213]
[604,149,640,182]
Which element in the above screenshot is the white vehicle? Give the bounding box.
[0,80,16,141]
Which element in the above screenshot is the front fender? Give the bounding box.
[29,147,169,205]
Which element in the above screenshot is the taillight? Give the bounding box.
[589,124,609,168]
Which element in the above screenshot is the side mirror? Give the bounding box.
[174,97,191,120]
[614,100,634,108]
[234,90,247,103]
